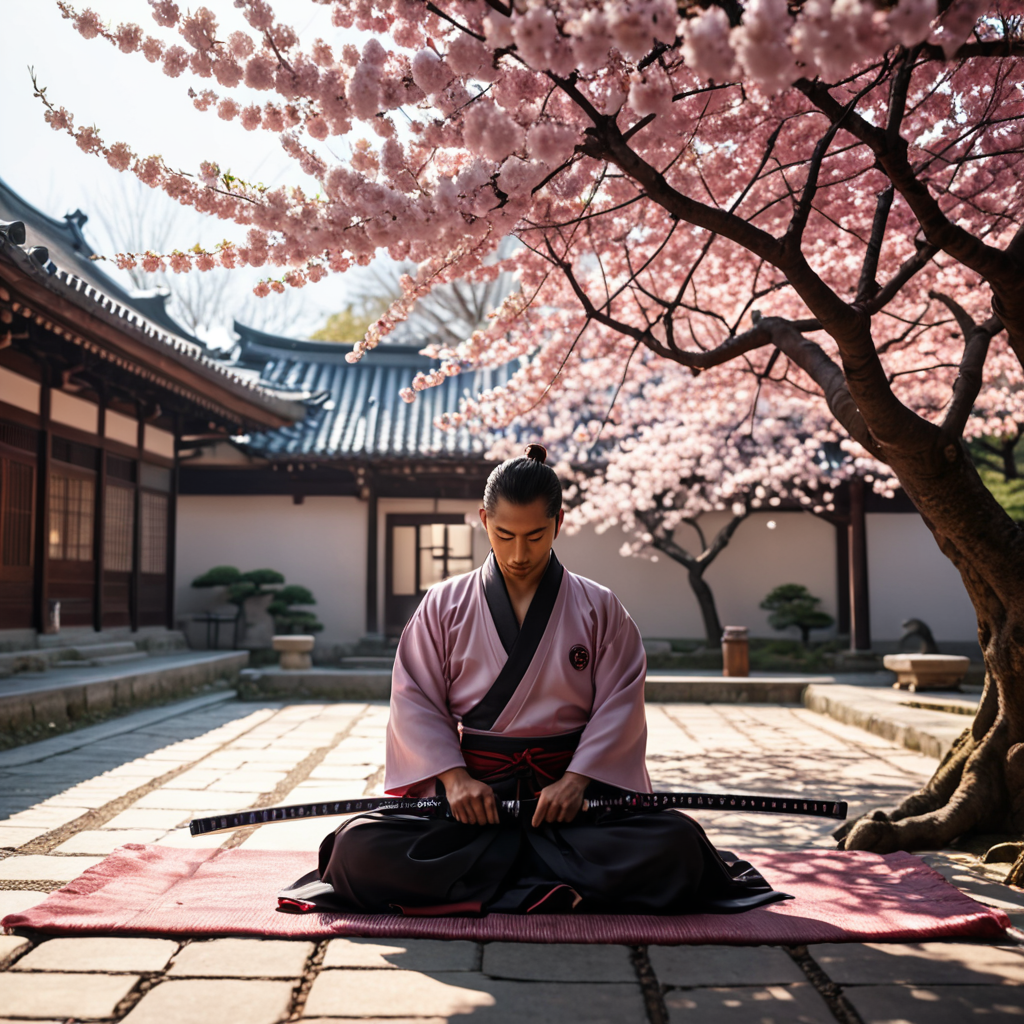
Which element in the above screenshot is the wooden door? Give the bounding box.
[0,452,36,629]
[384,513,476,637]
[102,479,134,628]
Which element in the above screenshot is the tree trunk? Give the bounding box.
[837,440,1024,869]
[688,567,724,647]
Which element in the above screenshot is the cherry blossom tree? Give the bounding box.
[41,0,1024,863]
[493,354,876,645]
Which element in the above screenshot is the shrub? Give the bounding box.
[760,584,835,648]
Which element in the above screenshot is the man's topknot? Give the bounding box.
[483,442,562,518]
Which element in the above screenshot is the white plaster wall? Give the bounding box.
[174,494,978,646]
[50,390,98,434]
[0,367,40,413]
[176,494,367,646]
[867,513,978,642]
[558,511,838,640]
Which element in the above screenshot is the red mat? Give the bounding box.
[2,844,1008,945]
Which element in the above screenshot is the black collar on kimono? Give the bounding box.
[461,550,565,731]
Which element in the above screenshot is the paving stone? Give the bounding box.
[809,942,1024,986]
[3,805,90,827]
[122,978,294,1024]
[238,817,334,850]
[304,971,645,1022]
[154,828,227,848]
[0,889,47,916]
[0,824,51,847]
[13,936,178,973]
[306,765,377,780]
[482,942,635,982]
[167,938,314,978]
[0,854,102,881]
[0,971,139,1019]
[0,934,31,966]
[322,938,477,971]
[207,772,289,791]
[52,828,167,854]
[665,983,833,1023]
[133,789,248,811]
[648,944,805,986]
[102,807,189,829]
[846,984,1024,1022]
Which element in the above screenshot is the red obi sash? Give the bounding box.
[459,729,582,796]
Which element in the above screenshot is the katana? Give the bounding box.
[189,791,847,837]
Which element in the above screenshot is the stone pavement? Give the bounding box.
[1,696,1023,1022]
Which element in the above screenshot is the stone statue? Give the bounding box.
[899,618,939,654]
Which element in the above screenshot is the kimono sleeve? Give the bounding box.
[565,593,651,793]
[384,586,467,797]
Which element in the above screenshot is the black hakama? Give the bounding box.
[281,731,789,916]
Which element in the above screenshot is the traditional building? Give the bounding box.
[0,179,979,653]
[175,326,979,654]
[0,182,303,644]
[177,323,514,642]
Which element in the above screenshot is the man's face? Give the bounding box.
[479,497,563,584]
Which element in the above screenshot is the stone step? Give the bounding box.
[85,651,149,667]
[0,650,250,746]
[63,642,139,661]
[803,683,979,760]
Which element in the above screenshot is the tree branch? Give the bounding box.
[856,187,894,304]
[929,291,1004,437]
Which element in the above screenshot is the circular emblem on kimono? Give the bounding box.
[569,645,590,671]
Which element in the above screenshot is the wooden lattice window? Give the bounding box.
[48,472,95,562]
[104,483,135,573]
[140,491,168,575]
[1,458,34,568]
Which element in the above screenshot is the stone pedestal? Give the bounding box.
[883,653,970,692]
[272,635,315,671]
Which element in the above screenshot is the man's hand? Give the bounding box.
[532,772,589,828]
[437,767,499,825]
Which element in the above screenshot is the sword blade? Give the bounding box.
[189,790,846,837]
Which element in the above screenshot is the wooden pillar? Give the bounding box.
[166,415,179,630]
[834,519,850,637]
[33,378,52,633]
[848,476,871,651]
[93,400,107,632]
[131,413,143,633]
[365,482,379,636]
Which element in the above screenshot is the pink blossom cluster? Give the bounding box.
[43,0,1020,483]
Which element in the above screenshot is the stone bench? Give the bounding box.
[883,653,971,692]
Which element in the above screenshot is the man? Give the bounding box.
[283,445,785,915]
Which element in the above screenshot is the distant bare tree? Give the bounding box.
[313,245,518,347]
[85,177,322,343]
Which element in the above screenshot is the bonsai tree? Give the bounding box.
[192,566,284,609]
[760,584,835,649]
[191,567,322,634]
[268,585,324,635]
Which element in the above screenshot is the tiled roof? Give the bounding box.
[0,177,200,343]
[231,323,515,461]
[0,205,306,427]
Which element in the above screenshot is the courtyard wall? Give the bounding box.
[176,496,979,648]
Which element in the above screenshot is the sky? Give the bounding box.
[2,0,372,345]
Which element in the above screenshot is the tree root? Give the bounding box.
[983,841,1024,863]
[834,726,975,846]
[1006,851,1024,888]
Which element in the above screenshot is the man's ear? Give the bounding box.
[479,507,488,529]
[554,508,564,539]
